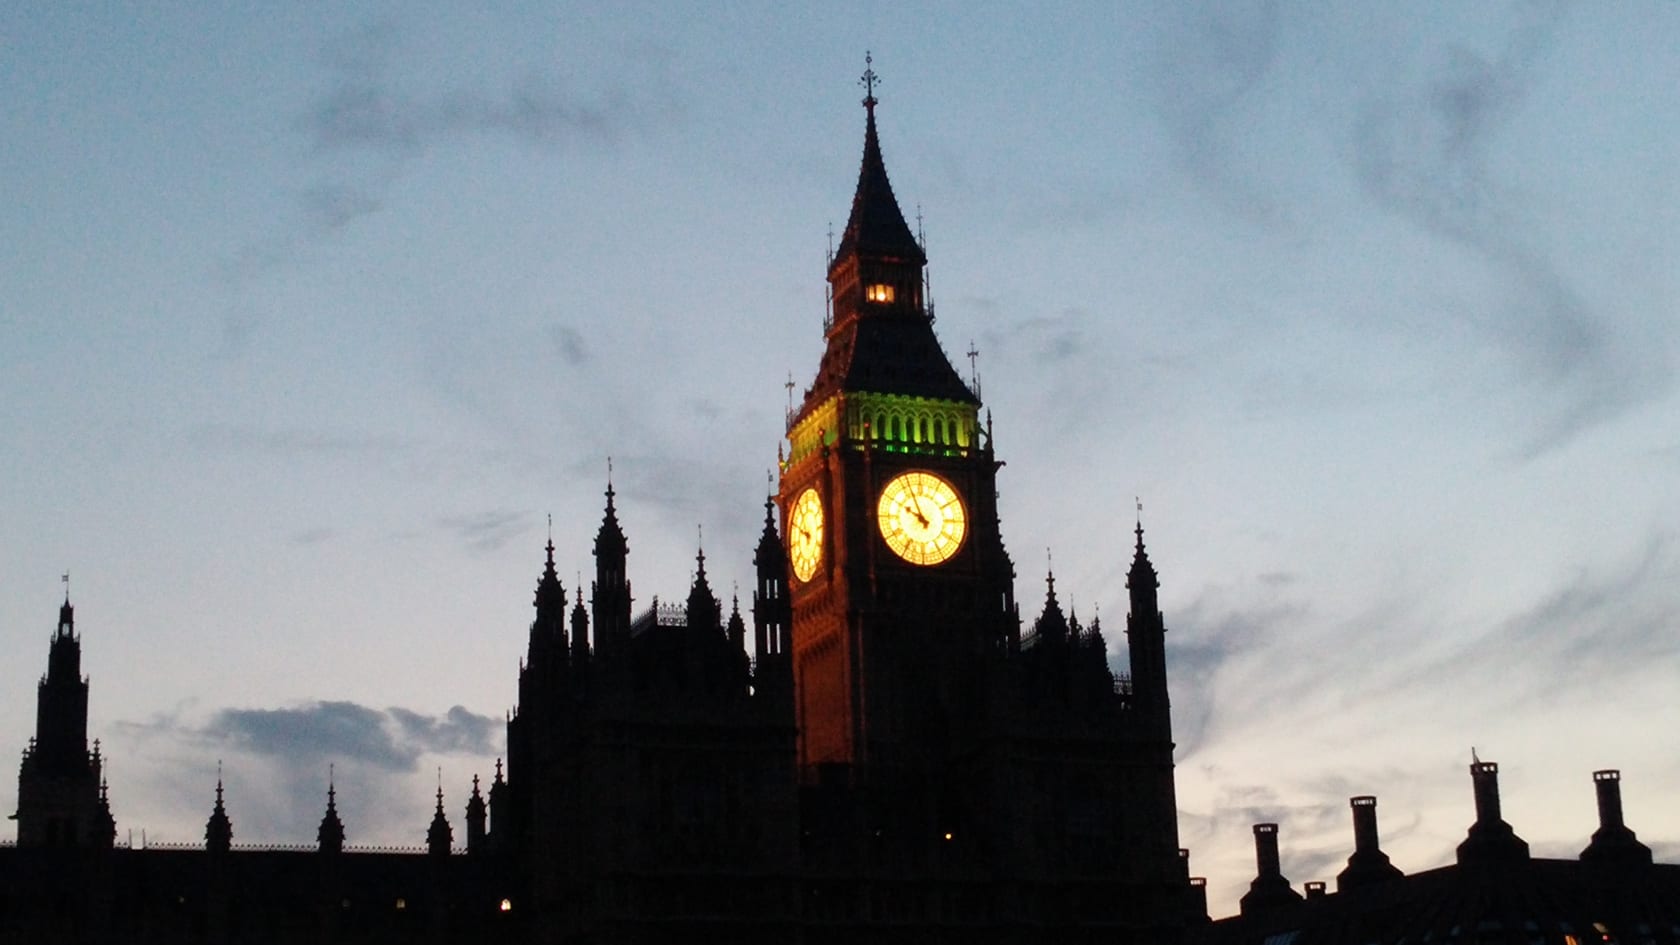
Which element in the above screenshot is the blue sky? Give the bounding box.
[3,1,1677,914]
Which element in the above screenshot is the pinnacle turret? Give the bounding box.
[427,780,452,857]
[205,771,232,854]
[318,777,345,854]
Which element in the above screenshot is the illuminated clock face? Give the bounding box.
[877,471,967,566]
[788,487,824,582]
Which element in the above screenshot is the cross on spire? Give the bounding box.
[860,51,879,112]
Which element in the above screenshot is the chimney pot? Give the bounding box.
[1350,795,1379,852]
[1593,769,1625,829]
[1254,822,1282,878]
[1471,761,1502,824]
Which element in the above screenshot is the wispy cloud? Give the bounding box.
[1351,4,1671,455]
[188,423,413,457]
[438,509,530,553]
[214,21,676,352]
[1145,0,1286,225]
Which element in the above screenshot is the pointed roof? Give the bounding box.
[427,781,452,855]
[795,61,977,412]
[726,592,747,647]
[206,771,233,852]
[831,86,926,270]
[318,777,345,854]
[594,479,628,558]
[1127,516,1159,590]
[466,773,486,819]
[531,531,568,661]
[1031,568,1069,646]
[686,543,721,634]
[754,495,784,567]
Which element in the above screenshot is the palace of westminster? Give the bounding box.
[3,69,1676,944]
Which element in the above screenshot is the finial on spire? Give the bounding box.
[62,571,70,603]
[1134,497,1145,548]
[860,51,879,113]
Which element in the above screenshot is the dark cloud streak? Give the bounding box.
[207,701,501,773]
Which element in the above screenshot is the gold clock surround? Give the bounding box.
[876,470,967,566]
[788,486,824,581]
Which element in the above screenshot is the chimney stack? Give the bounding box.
[1337,795,1403,891]
[1188,877,1209,924]
[1594,769,1624,829]
[1471,761,1502,825]
[1455,758,1529,866]
[1580,769,1652,866]
[1351,795,1379,851]
[1255,823,1282,879]
[1239,823,1304,916]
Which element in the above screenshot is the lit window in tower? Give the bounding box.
[866,283,895,303]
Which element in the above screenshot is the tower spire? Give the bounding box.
[831,53,925,273]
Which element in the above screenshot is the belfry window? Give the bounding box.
[866,283,895,303]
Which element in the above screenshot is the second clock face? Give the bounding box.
[788,487,824,582]
[877,470,967,566]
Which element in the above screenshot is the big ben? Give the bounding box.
[777,61,1018,780]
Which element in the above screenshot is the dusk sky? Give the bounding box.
[3,1,1676,916]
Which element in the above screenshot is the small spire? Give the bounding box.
[494,758,504,783]
[206,762,233,852]
[318,768,345,854]
[427,771,453,856]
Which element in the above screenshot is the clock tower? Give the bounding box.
[778,62,1017,779]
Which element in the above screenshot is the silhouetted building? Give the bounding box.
[4,67,1675,945]
[1193,762,1680,945]
[0,74,1197,944]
